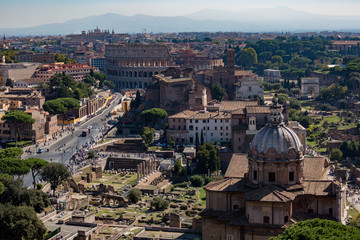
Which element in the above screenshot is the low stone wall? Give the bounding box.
[39,209,57,222]
[144,226,201,234]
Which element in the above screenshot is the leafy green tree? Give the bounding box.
[104,80,115,89]
[94,72,107,88]
[0,159,30,179]
[49,73,77,98]
[2,111,35,147]
[141,127,155,149]
[0,204,47,240]
[0,176,49,213]
[54,53,76,64]
[40,162,71,196]
[84,74,97,87]
[190,175,205,187]
[236,47,258,69]
[168,135,175,146]
[329,148,343,162]
[200,129,204,146]
[128,188,142,204]
[140,108,167,125]
[208,148,220,174]
[174,160,183,175]
[271,55,283,65]
[196,143,219,174]
[211,82,226,101]
[340,140,359,158]
[25,158,49,189]
[150,197,169,211]
[87,149,96,159]
[270,218,360,240]
[0,147,23,159]
[5,79,13,87]
[43,98,80,129]
[195,132,200,153]
[317,83,349,100]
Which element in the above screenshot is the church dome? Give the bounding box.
[249,98,302,160]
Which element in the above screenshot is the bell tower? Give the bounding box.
[226,48,235,69]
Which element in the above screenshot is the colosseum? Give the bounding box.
[105,44,175,90]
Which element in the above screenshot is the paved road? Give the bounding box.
[23,92,122,187]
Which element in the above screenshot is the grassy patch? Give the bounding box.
[347,201,359,221]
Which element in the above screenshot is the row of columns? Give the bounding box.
[108,60,171,68]
[137,158,157,182]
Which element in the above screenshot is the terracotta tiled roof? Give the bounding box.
[303,156,330,180]
[168,110,195,119]
[168,110,231,120]
[219,101,258,112]
[204,178,256,192]
[246,106,270,114]
[302,180,335,196]
[244,185,297,202]
[224,154,248,178]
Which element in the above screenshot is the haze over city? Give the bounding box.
[2,0,360,28]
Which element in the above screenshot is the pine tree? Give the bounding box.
[195,132,200,153]
[200,129,204,146]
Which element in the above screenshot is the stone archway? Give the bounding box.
[301,78,319,99]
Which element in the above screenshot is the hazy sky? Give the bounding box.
[1,0,359,28]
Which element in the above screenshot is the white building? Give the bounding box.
[167,101,259,145]
[235,77,264,99]
[186,111,232,144]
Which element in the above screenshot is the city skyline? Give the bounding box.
[1,0,360,28]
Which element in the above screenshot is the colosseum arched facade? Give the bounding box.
[105,44,175,90]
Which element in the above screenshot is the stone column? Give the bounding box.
[146,161,150,176]
[151,159,154,173]
[142,162,146,179]
[137,164,140,182]
[139,162,143,179]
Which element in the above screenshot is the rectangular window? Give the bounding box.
[253,170,257,180]
[289,172,294,182]
[227,235,233,240]
[269,172,275,182]
[215,127,217,130]
[263,216,270,224]
[195,120,198,123]
[203,120,206,123]
[190,120,192,123]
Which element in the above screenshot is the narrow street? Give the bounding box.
[22,92,122,187]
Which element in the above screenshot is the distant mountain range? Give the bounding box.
[1,6,360,36]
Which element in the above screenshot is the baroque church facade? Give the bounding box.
[200,100,346,240]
